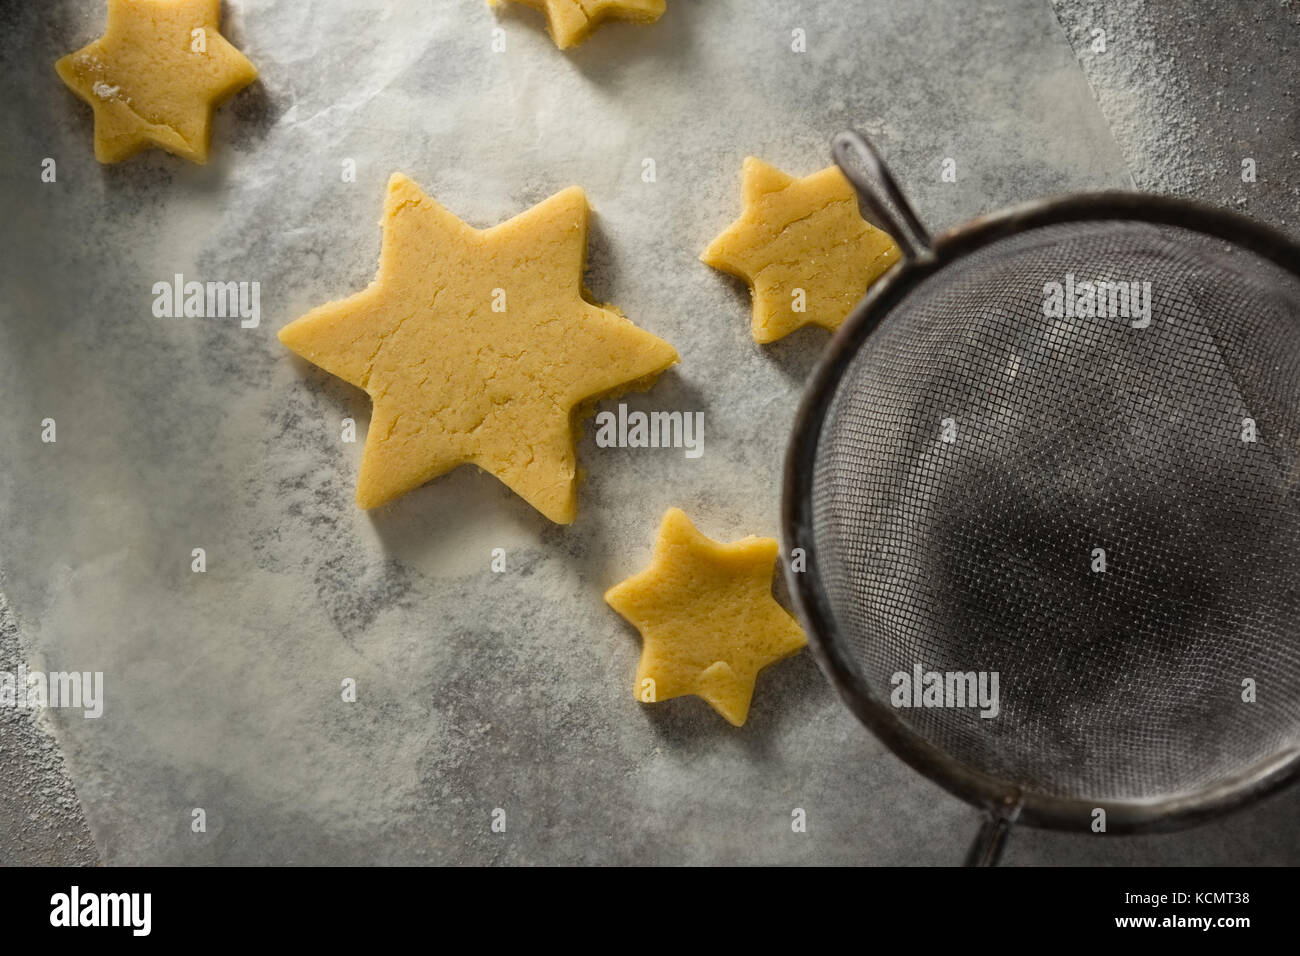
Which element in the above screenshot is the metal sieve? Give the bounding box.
[782,130,1300,865]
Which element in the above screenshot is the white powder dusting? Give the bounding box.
[0,593,99,865]
[1050,0,1201,193]
[1051,0,1298,234]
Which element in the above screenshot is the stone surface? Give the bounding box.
[0,595,98,866]
[1052,0,1297,236]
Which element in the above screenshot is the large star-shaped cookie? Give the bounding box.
[279,174,678,523]
[605,508,807,726]
[702,158,900,344]
[492,0,666,49]
[55,0,257,164]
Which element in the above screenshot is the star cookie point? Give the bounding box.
[280,175,678,523]
[55,0,257,164]
[606,508,807,726]
[703,157,901,344]
[492,0,667,50]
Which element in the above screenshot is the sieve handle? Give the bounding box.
[964,806,1020,867]
[832,130,934,262]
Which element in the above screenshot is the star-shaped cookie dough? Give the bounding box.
[491,0,666,49]
[279,174,679,523]
[605,508,807,726]
[55,0,257,164]
[702,158,901,344]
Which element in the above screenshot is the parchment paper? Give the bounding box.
[1,0,1132,863]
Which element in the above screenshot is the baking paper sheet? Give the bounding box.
[1,0,1131,863]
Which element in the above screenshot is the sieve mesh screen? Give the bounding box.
[810,220,1300,802]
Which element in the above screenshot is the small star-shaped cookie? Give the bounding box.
[702,157,900,344]
[491,0,666,49]
[279,174,679,523]
[55,0,257,164]
[605,508,807,726]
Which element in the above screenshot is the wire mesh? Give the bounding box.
[809,220,1300,802]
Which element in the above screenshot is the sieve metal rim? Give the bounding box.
[782,172,1300,835]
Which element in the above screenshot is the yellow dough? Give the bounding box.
[279,174,679,522]
[702,158,901,344]
[605,508,807,726]
[490,0,666,49]
[55,0,257,164]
